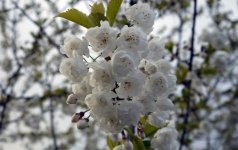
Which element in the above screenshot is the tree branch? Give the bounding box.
[179,0,197,149]
[50,98,59,150]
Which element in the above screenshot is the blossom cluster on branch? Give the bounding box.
[59,2,178,150]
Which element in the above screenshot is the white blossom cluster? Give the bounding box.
[151,122,178,150]
[200,29,229,50]
[59,2,177,149]
[210,51,228,71]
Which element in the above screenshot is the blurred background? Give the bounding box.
[0,0,238,150]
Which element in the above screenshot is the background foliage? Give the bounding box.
[0,0,238,150]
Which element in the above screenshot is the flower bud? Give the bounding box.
[66,94,78,104]
[71,112,84,123]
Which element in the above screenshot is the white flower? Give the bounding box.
[200,29,228,50]
[151,140,178,150]
[210,51,228,71]
[111,50,136,79]
[117,26,148,52]
[117,100,143,126]
[86,21,118,53]
[77,119,89,129]
[123,140,134,150]
[1,56,12,72]
[60,36,89,57]
[151,127,178,150]
[166,74,177,94]
[157,98,175,111]
[113,145,124,150]
[89,61,115,91]
[148,111,170,128]
[72,75,92,101]
[59,57,88,82]
[99,115,124,133]
[139,59,157,75]
[125,3,156,33]
[144,61,157,75]
[58,2,178,136]
[134,93,157,114]
[140,60,176,96]
[144,72,169,97]
[116,72,145,98]
[155,59,172,75]
[146,37,166,61]
[112,140,133,150]
[85,91,116,120]
[98,100,143,134]
[138,59,147,74]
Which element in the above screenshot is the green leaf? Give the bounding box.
[88,2,107,26]
[176,64,188,83]
[106,136,120,150]
[115,15,128,27]
[143,140,152,149]
[165,41,174,52]
[140,117,159,137]
[124,128,134,137]
[207,0,214,7]
[88,13,107,26]
[106,0,123,26]
[182,88,190,99]
[196,101,211,111]
[177,123,186,131]
[91,2,105,15]
[180,1,190,9]
[185,137,192,145]
[124,127,147,150]
[54,88,67,95]
[187,122,199,130]
[57,8,94,28]
[200,66,217,76]
[144,124,159,137]
[157,1,168,10]
[133,136,147,150]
